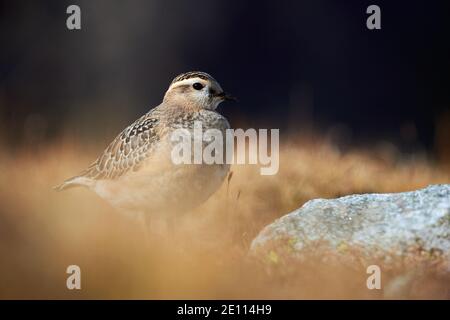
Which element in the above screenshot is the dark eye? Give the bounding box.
[193,82,204,90]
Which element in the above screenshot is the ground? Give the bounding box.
[0,135,449,299]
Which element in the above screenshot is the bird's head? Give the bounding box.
[163,71,235,110]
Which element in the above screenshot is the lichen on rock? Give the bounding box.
[250,184,450,272]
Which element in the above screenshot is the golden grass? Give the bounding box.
[0,136,449,299]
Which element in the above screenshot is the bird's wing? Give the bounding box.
[80,109,163,180]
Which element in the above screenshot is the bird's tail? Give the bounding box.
[53,176,93,192]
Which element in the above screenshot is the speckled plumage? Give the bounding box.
[55,72,233,221]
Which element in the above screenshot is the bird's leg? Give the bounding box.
[167,211,178,235]
[143,213,174,240]
[165,212,185,255]
[133,211,164,244]
[136,212,152,244]
[137,210,181,252]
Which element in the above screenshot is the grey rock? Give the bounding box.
[250,184,450,271]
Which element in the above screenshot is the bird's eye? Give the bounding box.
[193,82,204,90]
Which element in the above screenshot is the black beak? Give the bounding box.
[216,92,237,102]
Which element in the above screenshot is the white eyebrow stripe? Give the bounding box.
[168,78,207,90]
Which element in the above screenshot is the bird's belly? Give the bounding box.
[93,163,230,217]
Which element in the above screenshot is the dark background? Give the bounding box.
[0,0,449,155]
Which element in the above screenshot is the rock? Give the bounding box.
[250,184,450,272]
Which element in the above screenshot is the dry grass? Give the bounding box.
[0,135,449,299]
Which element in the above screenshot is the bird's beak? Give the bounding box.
[216,92,237,102]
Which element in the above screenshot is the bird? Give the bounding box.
[55,71,235,231]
